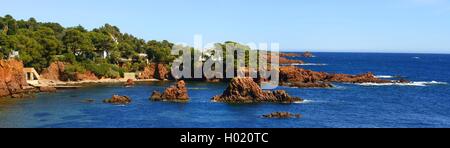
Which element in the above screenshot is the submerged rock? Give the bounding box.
[103,95,132,104]
[212,77,303,103]
[263,112,302,119]
[150,80,190,102]
[39,86,57,92]
[124,79,135,87]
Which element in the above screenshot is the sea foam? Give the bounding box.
[375,75,395,79]
[284,63,328,66]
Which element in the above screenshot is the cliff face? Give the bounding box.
[40,61,65,81]
[137,63,170,80]
[0,59,31,98]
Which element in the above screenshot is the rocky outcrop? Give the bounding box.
[280,52,314,58]
[41,62,98,81]
[138,64,156,79]
[71,71,98,81]
[280,53,301,57]
[302,51,314,58]
[138,63,170,80]
[103,95,132,104]
[157,64,170,80]
[0,59,34,98]
[279,66,393,87]
[279,57,305,65]
[150,80,190,102]
[327,72,390,83]
[279,66,328,83]
[212,77,303,103]
[262,112,302,119]
[41,61,65,81]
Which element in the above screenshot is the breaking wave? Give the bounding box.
[375,75,395,79]
[285,63,328,66]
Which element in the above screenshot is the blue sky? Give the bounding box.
[1,0,450,53]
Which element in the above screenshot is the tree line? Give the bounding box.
[0,15,177,77]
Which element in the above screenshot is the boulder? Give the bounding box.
[103,95,132,104]
[212,77,303,103]
[150,80,190,102]
[262,112,302,118]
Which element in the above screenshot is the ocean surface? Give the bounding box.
[1,52,450,128]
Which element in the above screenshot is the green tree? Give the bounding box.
[62,29,95,60]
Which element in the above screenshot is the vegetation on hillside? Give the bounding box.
[0,15,177,77]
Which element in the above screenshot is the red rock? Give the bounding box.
[72,71,98,81]
[39,86,57,92]
[212,77,302,103]
[280,53,302,57]
[279,66,328,83]
[0,59,32,98]
[124,79,135,86]
[279,57,305,65]
[157,64,170,80]
[103,95,132,104]
[151,80,190,102]
[41,61,65,81]
[263,112,302,118]
[279,66,394,87]
[138,63,156,79]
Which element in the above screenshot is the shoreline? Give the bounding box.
[39,78,163,87]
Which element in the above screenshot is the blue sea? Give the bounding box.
[1,52,449,128]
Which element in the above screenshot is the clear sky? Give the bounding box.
[1,0,450,53]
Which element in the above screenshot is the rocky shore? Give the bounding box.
[0,59,36,98]
[279,66,395,88]
[212,77,303,103]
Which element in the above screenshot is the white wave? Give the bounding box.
[358,81,447,87]
[286,63,328,66]
[294,99,313,104]
[375,75,395,79]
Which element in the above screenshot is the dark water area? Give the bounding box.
[1,52,449,128]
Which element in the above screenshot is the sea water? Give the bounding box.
[1,52,449,128]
